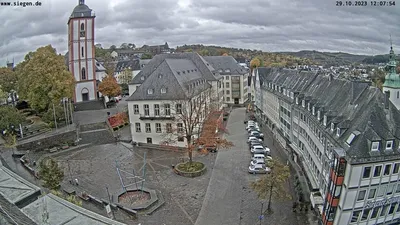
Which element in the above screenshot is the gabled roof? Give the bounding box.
[95,60,106,72]
[204,56,248,75]
[115,59,140,73]
[129,53,221,85]
[257,67,400,162]
[127,58,211,101]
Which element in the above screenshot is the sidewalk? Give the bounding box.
[250,112,319,225]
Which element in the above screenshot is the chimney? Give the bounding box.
[384,91,390,109]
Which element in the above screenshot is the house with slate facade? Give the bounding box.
[253,47,400,224]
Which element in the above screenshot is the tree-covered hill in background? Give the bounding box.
[96,43,399,67]
[175,44,316,67]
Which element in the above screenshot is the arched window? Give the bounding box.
[81,47,84,57]
[80,23,85,37]
[81,68,86,80]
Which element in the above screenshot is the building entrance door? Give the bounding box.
[234,98,239,104]
[146,138,152,144]
[82,93,89,101]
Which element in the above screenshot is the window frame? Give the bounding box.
[371,141,380,152]
[357,190,366,201]
[373,165,382,177]
[155,123,161,133]
[386,140,394,150]
[133,104,139,114]
[362,166,371,178]
[135,123,141,132]
[144,104,149,116]
[145,123,151,133]
[154,104,160,116]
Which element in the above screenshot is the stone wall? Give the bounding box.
[16,130,77,151]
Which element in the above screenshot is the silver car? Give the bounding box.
[248,164,271,174]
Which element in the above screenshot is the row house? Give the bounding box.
[254,66,400,225]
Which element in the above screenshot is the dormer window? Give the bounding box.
[158,74,163,78]
[317,111,321,120]
[225,69,230,73]
[331,123,335,131]
[312,106,315,115]
[177,71,180,75]
[147,89,154,95]
[323,116,328,126]
[336,128,341,137]
[140,76,144,80]
[290,92,294,99]
[307,103,311,111]
[371,141,380,152]
[346,133,356,145]
[218,69,223,73]
[302,100,305,108]
[161,87,167,94]
[386,140,394,150]
[283,89,286,95]
[296,97,299,105]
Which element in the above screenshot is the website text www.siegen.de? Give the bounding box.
[0,1,42,7]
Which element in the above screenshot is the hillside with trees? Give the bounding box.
[277,50,369,66]
[175,44,316,67]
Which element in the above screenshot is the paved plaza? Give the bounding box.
[53,142,217,225]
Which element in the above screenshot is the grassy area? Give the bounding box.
[177,161,205,172]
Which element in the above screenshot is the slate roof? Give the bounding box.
[0,194,37,225]
[129,53,221,85]
[257,67,400,164]
[69,1,93,19]
[127,57,211,101]
[204,56,249,75]
[115,59,140,73]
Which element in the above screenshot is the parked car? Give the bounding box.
[247,136,263,143]
[248,141,262,149]
[249,130,264,137]
[251,154,266,161]
[251,145,270,154]
[246,123,259,131]
[248,164,271,174]
[250,158,266,166]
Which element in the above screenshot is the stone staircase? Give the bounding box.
[78,122,115,146]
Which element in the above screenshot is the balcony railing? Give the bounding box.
[139,114,175,120]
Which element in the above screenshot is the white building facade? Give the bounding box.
[254,67,400,225]
[127,53,222,147]
[67,0,97,102]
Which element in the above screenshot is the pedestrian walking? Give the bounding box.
[75,178,79,186]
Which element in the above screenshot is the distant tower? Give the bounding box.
[382,36,400,110]
[68,0,97,102]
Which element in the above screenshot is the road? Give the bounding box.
[195,107,301,225]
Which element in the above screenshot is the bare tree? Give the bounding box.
[161,87,232,164]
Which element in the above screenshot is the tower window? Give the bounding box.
[80,23,85,37]
[81,68,86,80]
[397,91,399,99]
[81,47,84,57]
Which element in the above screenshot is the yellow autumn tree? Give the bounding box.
[250,57,262,69]
[98,75,121,97]
[16,45,75,112]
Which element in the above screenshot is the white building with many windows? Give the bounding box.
[126,53,223,146]
[204,56,249,105]
[254,66,400,225]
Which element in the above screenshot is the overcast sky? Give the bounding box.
[0,0,399,66]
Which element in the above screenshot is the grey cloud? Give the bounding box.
[0,0,399,65]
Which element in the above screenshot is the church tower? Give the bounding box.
[382,38,400,110]
[68,0,96,102]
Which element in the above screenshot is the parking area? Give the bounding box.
[195,108,305,225]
